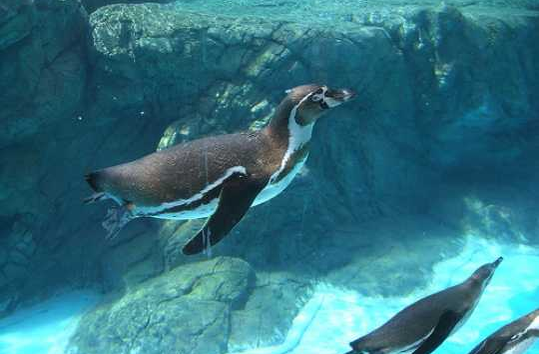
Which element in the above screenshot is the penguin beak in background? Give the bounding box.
[492,256,503,268]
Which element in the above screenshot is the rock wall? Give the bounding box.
[0,0,538,322]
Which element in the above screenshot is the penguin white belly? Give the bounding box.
[253,156,307,206]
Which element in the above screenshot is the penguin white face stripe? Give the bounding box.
[140,165,247,215]
[269,92,315,184]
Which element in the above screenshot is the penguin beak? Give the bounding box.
[321,88,356,109]
[331,88,356,103]
[492,256,503,268]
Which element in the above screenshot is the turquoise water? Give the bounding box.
[1,236,537,354]
[0,292,100,354]
[1,0,538,353]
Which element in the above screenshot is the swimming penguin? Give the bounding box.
[84,84,355,255]
[345,257,504,354]
[467,308,539,354]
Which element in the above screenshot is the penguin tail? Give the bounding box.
[84,171,108,204]
[85,171,102,192]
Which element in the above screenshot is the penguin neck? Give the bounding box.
[265,99,314,183]
[265,98,315,146]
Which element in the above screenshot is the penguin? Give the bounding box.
[467,308,539,354]
[345,257,504,354]
[84,84,356,255]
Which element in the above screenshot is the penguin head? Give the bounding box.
[468,257,503,287]
[285,84,356,125]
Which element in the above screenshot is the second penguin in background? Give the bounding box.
[345,257,504,354]
[468,308,539,354]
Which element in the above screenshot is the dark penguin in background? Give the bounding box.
[468,308,539,354]
[346,257,504,354]
[84,84,355,255]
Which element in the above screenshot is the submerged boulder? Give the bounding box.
[68,257,311,354]
[68,257,253,354]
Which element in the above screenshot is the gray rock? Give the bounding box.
[324,215,464,296]
[68,257,254,354]
[0,2,35,50]
[0,0,87,147]
[8,250,28,266]
[0,0,91,311]
[69,256,314,353]
[229,272,312,350]
[0,248,7,267]
[3,263,28,281]
[81,0,174,14]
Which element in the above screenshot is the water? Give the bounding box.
[0,292,101,354]
[1,0,538,354]
[0,236,537,354]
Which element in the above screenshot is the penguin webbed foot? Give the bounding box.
[83,192,107,204]
[101,206,133,240]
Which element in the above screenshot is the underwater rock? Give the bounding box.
[0,0,90,313]
[100,228,164,291]
[323,215,464,296]
[0,1,35,50]
[81,0,174,14]
[69,256,312,353]
[68,257,253,354]
[228,272,313,351]
[160,219,206,269]
[0,0,87,147]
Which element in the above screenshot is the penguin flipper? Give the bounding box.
[411,310,461,354]
[182,174,265,255]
